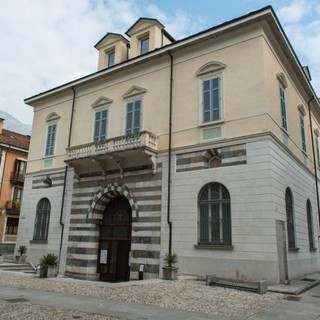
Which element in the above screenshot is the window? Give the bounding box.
[316,136,320,167]
[33,198,51,241]
[202,76,222,123]
[140,37,149,54]
[13,187,23,202]
[306,200,315,250]
[94,109,108,142]
[107,51,115,67]
[5,217,19,235]
[45,123,57,156]
[280,86,287,131]
[126,99,141,134]
[198,183,231,246]
[300,115,306,152]
[285,188,296,249]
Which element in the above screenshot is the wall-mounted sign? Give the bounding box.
[100,250,108,264]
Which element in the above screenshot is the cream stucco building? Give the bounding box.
[17,6,320,283]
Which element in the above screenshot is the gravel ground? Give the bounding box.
[0,271,285,319]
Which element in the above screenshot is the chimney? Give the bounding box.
[0,118,4,134]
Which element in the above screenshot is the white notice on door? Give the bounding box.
[100,250,108,264]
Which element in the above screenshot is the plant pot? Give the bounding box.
[40,265,58,278]
[162,267,178,280]
[15,255,27,264]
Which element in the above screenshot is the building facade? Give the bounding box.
[0,119,29,248]
[17,6,320,283]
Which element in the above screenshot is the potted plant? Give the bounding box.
[15,245,27,264]
[39,253,59,278]
[162,252,178,280]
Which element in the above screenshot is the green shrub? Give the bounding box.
[163,252,178,267]
[17,245,27,256]
[40,253,58,267]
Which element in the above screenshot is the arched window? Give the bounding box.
[285,188,296,249]
[198,183,231,245]
[306,199,314,250]
[33,198,51,240]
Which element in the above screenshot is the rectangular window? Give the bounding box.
[5,217,19,235]
[13,187,23,202]
[45,123,57,156]
[140,37,149,55]
[202,76,221,123]
[126,100,141,134]
[107,51,115,67]
[94,109,108,142]
[300,115,306,152]
[316,136,320,167]
[280,86,287,131]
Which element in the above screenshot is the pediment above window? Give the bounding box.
[196,61,226,77]
[91,96,113,108]
[276,72,288,88]
[122,86,147,99]
[46,112,60,122]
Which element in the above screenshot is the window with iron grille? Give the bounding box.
[306,199,315,250]
[285,188,296,249]
[198,183,231,245]
[33,198,51,240]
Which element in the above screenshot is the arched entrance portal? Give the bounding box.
[98,195,132,282]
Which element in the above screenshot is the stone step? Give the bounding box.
[0,263,35,273]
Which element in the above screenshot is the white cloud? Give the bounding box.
[0,0,204,125]
[0,0,140,124]
[145,4,204,39]
[278,1,320,95]
[278,0,312,24]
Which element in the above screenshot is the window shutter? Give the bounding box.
[94,109,108,142]
[126,101,141,134]
[45,123,56,156]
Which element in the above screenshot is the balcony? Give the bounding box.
[5,200,21,215]
[10,171,25,185]
[66,131,158,177]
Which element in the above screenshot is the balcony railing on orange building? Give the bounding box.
[5,200,21,215]
[10,171,25,185]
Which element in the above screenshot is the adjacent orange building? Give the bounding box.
[0,118,30,245]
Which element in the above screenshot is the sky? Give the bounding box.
[1,0,320,125]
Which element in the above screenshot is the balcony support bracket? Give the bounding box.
[116,160,124,179]
[144,151,157,174]
[92,158,107,181]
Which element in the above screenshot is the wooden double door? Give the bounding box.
[98,196,132,282]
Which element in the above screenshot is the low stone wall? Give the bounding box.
[206,275,268,295]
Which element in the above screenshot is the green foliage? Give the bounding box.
[17,245,27,256]
[40,253,58,267]
[163,252,178,267]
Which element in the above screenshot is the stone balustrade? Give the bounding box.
[66,131,158,161]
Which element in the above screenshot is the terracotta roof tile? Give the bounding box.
[0,129,30,150]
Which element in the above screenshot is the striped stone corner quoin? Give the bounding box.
[87,182,139,221]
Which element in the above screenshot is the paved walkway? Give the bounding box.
[0,268,320,319]
[0,286,231,320]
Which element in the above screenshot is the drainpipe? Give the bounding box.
[59,86,76,262]
[167,51,173,255]
[0,147,7,198]
[307,96,320,230]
